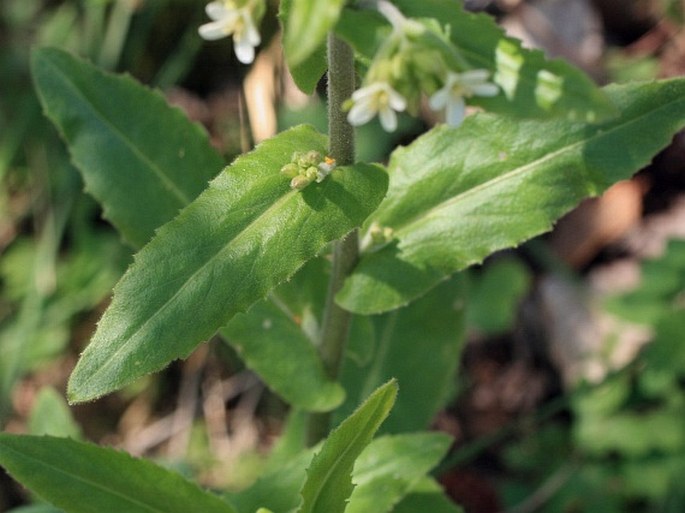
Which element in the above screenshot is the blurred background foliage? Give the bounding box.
[1,0,684,512]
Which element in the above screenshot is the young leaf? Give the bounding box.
[68,125,388,403]
[297,379,398,513]
[346,433,453,513]
[282,0,345,69]
[337,0,615,121]
[338,78,685,314]
[31,47,223,248]
[0,434,237,513]
[279,0,327,94]
[336,277,465,433]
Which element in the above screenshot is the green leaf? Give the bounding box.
[221,296,345,412]
[220,257,348,413]
[297,379,398,513]
[6,506,64,513]
[605,239,685,324]
[391,477,464,513]
[337,0,615,121]
[68,125,388,402]
[227,427,445,513]
[31,47,223,248]
[0,434,237,513]
[336,277,465,433]
[28,387,82,439]
[226,447,315,513]
[338,79,685,314]
[334,8,386,70]
[282,0,345,68]
[346,433,452,513]
[279,0,327,94]
[465,257,531,334]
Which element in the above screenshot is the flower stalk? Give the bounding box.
[306,33,358,446]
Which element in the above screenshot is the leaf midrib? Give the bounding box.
[0,444,168,513]
[302,396,387,512]
[43,54,192,207]
[76,183,306,396]
[393,96,684,238]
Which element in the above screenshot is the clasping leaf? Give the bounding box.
[338,79,685,314]
[297,380,398,513]
[68,125,388,403]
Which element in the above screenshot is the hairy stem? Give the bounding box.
[307,34,357,446]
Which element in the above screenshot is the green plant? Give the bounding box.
[501,241,685,512]
[2,0,685,511]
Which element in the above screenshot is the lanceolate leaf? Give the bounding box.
[0,434,236,513]
[336,277,465,433]
[220,257,344,412]
[221,295,345,412]
[226,422,441,513]
[32,47,344,413]
[297,380,398,513]
[338,79,685,314]
[336,0,615,121]
[31,47,223,248]
[346,433,452,513]
[68,125,388,403]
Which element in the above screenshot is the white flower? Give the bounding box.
[429,69,499,127]
[199,1,261,64]
[376,0,424,37]
[347,82,407,132]
[316,156,336,183]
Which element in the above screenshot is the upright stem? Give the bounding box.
[306,33,357,445]
[327,35,355,168]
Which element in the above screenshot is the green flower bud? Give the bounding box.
[280,162,299,178]
[369,223,394,245]
[304,166,319,180]
[290,175,313,190]
[296,150,321,168]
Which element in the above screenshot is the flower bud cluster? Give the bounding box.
[199,0,265,64]
[360,221,395,252]
[280,151,337,190]
[346,0,499,132]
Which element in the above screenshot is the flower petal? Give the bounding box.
[379,107,398,132]
[206,2,229,20]
[472,82,499,97]
[387,88,407,111]
[351,83,381,101]
[234,38,256,64]
[244,17,261,46]
[347,102,376,126]
[460,69,491,84]
[429,88,449,110]
[199,19,231,40]
[445,97,466,127]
